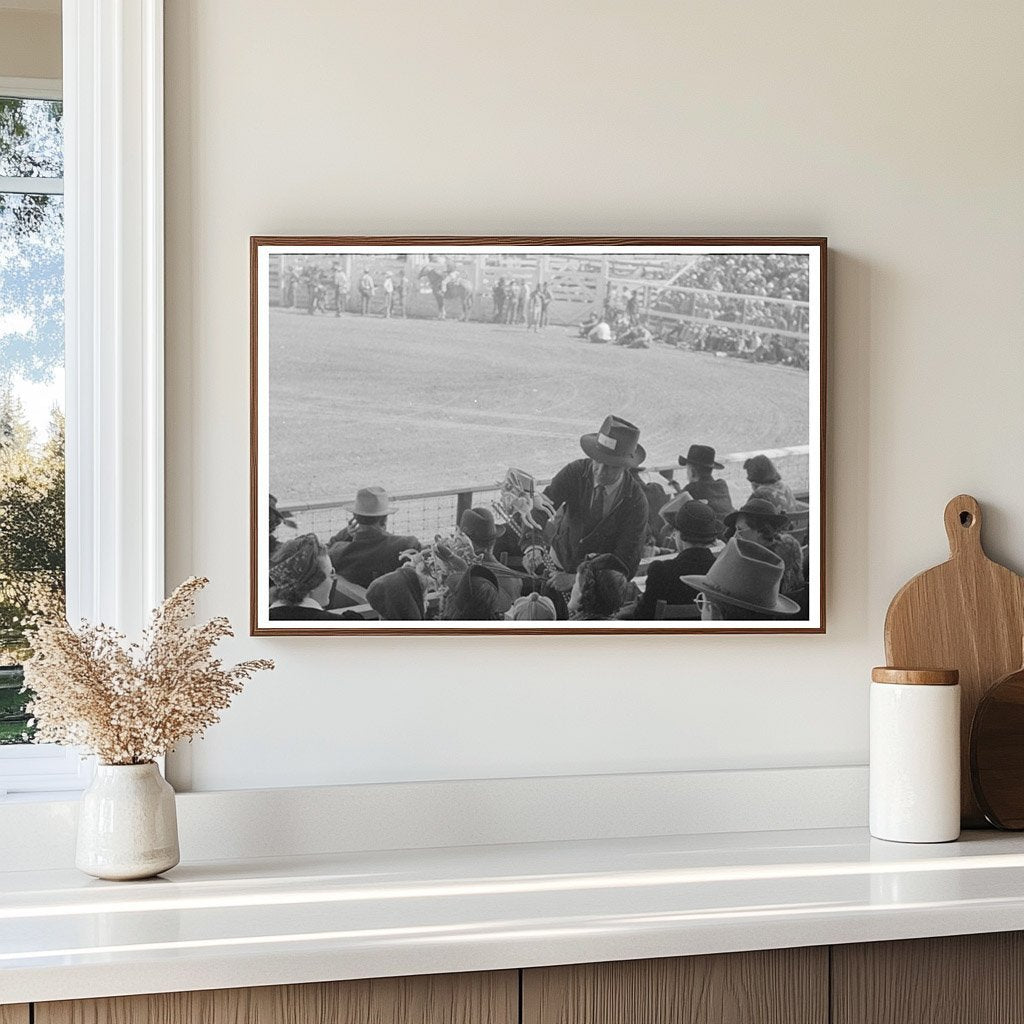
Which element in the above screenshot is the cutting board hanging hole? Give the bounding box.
[944,494,982,556]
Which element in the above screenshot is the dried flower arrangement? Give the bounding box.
[22,577,273,765]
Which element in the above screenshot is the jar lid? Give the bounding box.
[871,667,959,686]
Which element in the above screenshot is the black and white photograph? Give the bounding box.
[251,239,825,634]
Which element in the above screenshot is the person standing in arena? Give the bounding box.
[382,272,395,318]
[625,288,640,324]
[306,268,326,315]
[527,282,542,331]
[515,278,528,324]
[492,277,506,322]
[358,268,375,315]
[539,282,552,328]
[332,262,349,316]
[505,279,521,324]
[395,269,408,317]
[282,266,297,308]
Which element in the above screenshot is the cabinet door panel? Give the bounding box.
[36,970,518,1024]
[832,932,1024,1024]
[0,1007,30,1024]
[523,949,827,1024]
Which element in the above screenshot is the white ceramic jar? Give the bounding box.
[76,762,180,880]
[870,667,961,843]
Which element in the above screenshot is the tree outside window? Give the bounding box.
[0,94,65,744]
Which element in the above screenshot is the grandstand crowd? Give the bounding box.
[272,252,811,369]
[268,415,811,626]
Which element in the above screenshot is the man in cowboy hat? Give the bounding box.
[437,507,527,613]
[660,442,735,527]
[681,536,800,621]
[536,415,650,581]
[327,486,421,588]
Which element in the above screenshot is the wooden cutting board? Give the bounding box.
[884,494,1024,826]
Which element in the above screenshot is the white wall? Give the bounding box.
[164,0,1024,792]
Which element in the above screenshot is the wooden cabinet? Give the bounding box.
[522,948,828,1024]
[34,971,517,1024]
[14,933,1024,1024]
[831,932,1024,1024]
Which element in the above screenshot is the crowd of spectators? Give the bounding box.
[647,254,811,367]
[268,421,810,625]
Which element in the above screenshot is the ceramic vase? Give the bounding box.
[76,762,180,880]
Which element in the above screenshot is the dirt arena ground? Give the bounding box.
[268,308,809,505]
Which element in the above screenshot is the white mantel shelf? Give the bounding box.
[4,827,1024,1004]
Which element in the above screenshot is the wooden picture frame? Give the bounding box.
[251,237,826,635]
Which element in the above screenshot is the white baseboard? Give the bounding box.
[0,765,867,871]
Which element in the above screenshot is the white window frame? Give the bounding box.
[0,75,83,795]
[0,0,164,797]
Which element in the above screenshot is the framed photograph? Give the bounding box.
[251,237,826,635]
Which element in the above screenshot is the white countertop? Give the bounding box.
[4,826,1024,1004]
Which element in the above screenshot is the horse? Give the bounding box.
[418,266,475,321]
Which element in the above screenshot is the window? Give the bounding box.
[0,6,166,797]
[0,79,82,795]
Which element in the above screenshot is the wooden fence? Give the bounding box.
[267,252,810,338]
[277,444,811,548]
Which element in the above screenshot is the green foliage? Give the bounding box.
[0,391,65,666]
[0,665,31,743]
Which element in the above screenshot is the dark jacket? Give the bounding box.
[682,478,734,521]
[446,553,526,614]
[328,525,420,588]
[543,459,649,578]
[634,546,716,619]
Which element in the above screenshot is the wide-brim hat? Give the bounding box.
[678,444,724,470]
[723,497,789,532]
[580,415,646,468]
[672,499,722,544]
[681,536,799,616]
[348,486,391,517]
[459,506,506,544]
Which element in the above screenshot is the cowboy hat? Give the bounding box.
[459,506,506,545]
[580,415,646,468]
[347,486,391,517]
[681,536,799,616]
[678,444,724,470]
[724,497,789,533]
[672,500,722,544]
